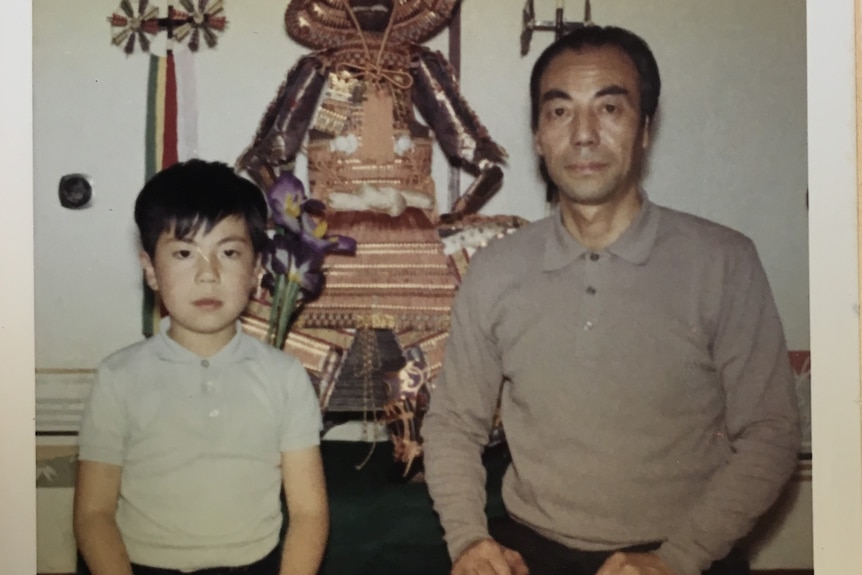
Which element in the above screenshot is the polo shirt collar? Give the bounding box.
[543,192,660,271]
[152,317,256,364]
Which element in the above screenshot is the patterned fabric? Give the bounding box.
[240,214,525,474]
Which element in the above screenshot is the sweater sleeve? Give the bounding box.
[655,239,801,575]
[422,256,505,561]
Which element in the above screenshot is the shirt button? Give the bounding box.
[589,253,599,261]
[209,409,220,418]
[201,360,209,368]
[204,381,215,393]
[586,286,597,295]
[584,321,594,330]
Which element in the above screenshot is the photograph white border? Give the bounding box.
[808,0,862,572]
[2,0,861,573]
[1,0,35,573]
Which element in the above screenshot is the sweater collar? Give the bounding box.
[543,193,660,271]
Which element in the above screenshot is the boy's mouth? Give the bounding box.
[193,298,223,309]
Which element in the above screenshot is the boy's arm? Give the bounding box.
[279,445,329,575]
[73,459,133,575]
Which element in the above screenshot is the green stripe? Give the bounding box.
[145,54,159,180]
[142,54,161,338]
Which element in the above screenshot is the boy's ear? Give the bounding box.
[250,255,263,291]
[139,251,159,292]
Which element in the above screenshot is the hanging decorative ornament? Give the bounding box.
[107,0,228,55]
[172,0,228,52]
[108,0,159,55]
[520,0,593,56]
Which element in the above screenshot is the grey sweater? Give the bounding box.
[422,199,800,575]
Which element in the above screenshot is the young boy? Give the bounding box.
[74,159,328,575]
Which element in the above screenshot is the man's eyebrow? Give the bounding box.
[540,89,572,104]
[595,85,630,98]
[541,85,631,104]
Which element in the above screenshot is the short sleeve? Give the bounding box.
[279,358,323,452]
[77,362,127,466]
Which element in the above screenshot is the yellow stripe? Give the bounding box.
[154,56,167,171]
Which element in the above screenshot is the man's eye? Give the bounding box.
[553,106,567,117]
[223,249,241,258]
[603,103,619,114]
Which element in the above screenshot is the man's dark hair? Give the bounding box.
[529,26,661,203]
[134,159,269,258]
[530,25,661,131]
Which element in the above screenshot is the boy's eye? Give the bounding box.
[173,249,192,259]
[223,249,241,258]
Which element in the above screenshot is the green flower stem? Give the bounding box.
[275,279,301,348]
[266,273,286,346]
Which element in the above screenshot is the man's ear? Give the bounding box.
[641,117,651,150]
[139,251,159,292]
[534,131,544,157]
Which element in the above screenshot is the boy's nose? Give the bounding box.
[196,251,220,282]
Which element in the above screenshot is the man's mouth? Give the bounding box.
[568,162,606,174]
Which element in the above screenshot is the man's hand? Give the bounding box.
[451,538,530,575]
[596,552,675,575]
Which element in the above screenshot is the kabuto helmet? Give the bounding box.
[284,0,460,49]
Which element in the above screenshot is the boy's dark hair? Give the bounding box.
[134,159,269,258]
[530,27,660,204]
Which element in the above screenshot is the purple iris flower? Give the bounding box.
[261,171,356,303]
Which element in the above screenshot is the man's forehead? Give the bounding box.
[541,45,640,93]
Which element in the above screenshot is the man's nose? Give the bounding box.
[570,110,599,147]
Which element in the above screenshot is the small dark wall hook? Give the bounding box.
[58,173,93,209]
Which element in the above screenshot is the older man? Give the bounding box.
[422,25,800,575]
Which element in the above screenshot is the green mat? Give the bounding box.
[315,441,508,575]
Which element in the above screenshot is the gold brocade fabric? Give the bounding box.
[240,211,527,470]
[243,209,456,391]
[308,64,437,220]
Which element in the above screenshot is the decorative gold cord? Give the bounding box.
[340,0,413,90]
[354,326,382,470]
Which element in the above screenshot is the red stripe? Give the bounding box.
[162,52,179,168]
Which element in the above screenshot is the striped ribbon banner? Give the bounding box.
[142,49,197,336]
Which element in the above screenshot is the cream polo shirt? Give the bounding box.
[78,319,322,570]
[423,198,800,575]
